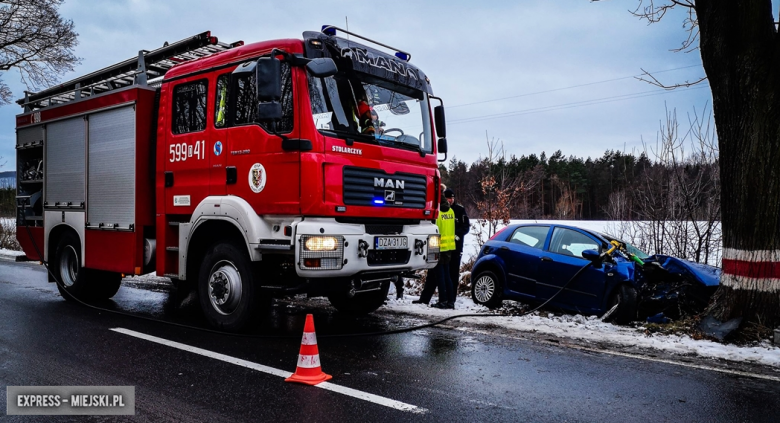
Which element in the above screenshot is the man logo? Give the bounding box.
[374,177,404,190]
[384,190,396,202]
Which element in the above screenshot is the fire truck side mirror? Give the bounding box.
[254,57,283,122]
[255,57,282,101]
[434,105,446,138]
[305,58,338,77]
[437,138,448,154]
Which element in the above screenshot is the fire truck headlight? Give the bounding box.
[304,236,338,251]
[300,235,344,270]
[427,235,440,263]
[428,235,440,250]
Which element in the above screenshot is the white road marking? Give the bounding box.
[315,382,426,413]
[110,328,427,414]
[453,325,780,383]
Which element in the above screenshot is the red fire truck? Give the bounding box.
[14,27,448,330]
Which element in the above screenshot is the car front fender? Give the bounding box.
[472,253,509,284]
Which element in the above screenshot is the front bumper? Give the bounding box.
[293,218,438,278]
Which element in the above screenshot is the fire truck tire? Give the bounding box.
[54,234,123,301]
[198,242,260,331]
[327,281,391,316]
[89,271,123,300]
[53,233,92,301]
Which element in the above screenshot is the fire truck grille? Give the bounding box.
[367,249,411,266]
[342,167,426,209]
[365,224,403,235]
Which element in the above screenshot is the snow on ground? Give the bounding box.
[0,248,25,257]
[383,285,780,368]
[8,217,771,368]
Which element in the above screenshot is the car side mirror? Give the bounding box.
[581,249,601,264]
[306,58,338,77]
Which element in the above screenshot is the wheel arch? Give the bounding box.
[600,280,634,311]
[185,219,250,282]
[472,255,507,285]
[46,224,82,282]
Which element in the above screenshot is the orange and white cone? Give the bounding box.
[285,314,332,385]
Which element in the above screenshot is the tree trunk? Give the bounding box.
[697,0,780,327]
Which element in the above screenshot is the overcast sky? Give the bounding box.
[0,0,714,171]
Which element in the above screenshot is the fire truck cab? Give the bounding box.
[15,27,448,330]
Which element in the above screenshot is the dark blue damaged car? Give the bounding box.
[470,223,720,324]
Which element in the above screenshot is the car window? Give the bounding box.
[549,228,599,258]
[508,226,549,250]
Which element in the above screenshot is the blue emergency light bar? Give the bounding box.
[320,25,412,62]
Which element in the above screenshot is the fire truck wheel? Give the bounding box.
[198,242,259,331]
[327,281,391,316]
[53,233,91,301]
[89,271,122,300]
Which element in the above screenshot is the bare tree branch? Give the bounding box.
[635,67,707,89]
[0,0,80,104]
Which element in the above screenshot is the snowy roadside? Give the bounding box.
[0,247,27,261]
[9,218,774,371]
[380,286,780,370]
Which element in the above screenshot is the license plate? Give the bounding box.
[375,236,408,250]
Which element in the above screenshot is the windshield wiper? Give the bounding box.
[378,138,421,153]
[319,129,380,145]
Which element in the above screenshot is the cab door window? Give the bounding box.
[232,61,294,133]
[214,73,229,128]
[172,80,208,134]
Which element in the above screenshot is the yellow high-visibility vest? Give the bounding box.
[437,207,456,252]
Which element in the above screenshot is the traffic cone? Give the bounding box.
[285,314,332,385]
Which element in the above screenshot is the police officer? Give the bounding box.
[414,186,456,308]
[444,188,469,305]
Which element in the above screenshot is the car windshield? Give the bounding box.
[601,232,650,259]
[623,242,650,259]
[308,75,433,154]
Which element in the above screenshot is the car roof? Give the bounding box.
[504,223,610,244]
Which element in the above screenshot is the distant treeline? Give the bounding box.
[440,147,720,223]
[0,171,14,189]
[0,171,14,218]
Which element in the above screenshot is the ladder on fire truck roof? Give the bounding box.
[17,31,243,112]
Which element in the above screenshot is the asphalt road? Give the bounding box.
[1,260,779,422]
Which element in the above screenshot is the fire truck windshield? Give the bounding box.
[309,74,433,154]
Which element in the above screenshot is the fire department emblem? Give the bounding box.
[248,163,266,193]
[214,141,222,156]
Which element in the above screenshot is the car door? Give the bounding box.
[497,225,550,298]
[537,227,606,312]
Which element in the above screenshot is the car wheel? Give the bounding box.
[605,284,638,325]
[471,270,503,309]
[328,281,390,316]
[198,242,263,331]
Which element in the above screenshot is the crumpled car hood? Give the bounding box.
[646,255,721,287]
